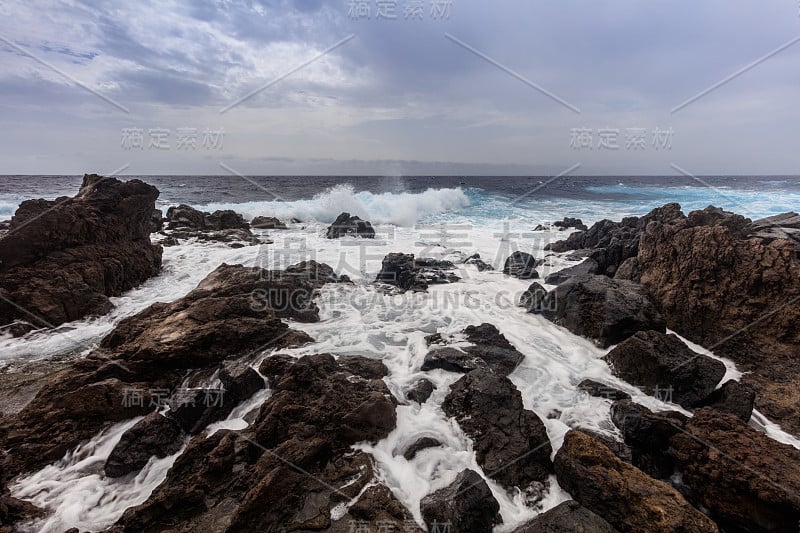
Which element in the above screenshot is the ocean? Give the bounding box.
[2,175,800,532]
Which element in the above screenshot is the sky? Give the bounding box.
[0,0,799,176]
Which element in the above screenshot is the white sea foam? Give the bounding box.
[195,184,470,227]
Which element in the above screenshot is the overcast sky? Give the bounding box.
[0,0,798,175]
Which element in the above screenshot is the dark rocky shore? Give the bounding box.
[1,176,799,532]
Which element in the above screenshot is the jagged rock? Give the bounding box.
[375,253,427,292]
[402,437,442,460]
[251,216,287,229]
[414,258,455,269]
[519,282,548,313]
[503,251,539,279]
[0,262,338,478]
[326,212,375,239]
[747,211,800,242]
[515,500,618,533]
[283,260,351,285]
[0,174,162,330]
[632,206,800,434]
[443,369,552,490]
[577,428,633,463]
[420,469,501,533]
[604,330,726,409]
[104,413,184,477]
[116,354,401,531]
[553,217,589,231]
[164,204,259,246]
[576,379,630,401]
[554,430,719,532]
[671,407,800,532]
[541,274,666,348]
[375,253,459,292]
[406,378,435,404]
[610,399,687,479]
[465,253,493,271]
[544,258,599,285]
[421,323,524,377]
[695,380,755,422]
[219,364,265,403]
[545,203,683,276]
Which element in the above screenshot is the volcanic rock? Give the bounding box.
[503,251,539,279]
[104,413,185,477]
[326,212,375,239]
[604,330,726,409]
[554,430,719,532]
[251,216,287,229]
[671,407,800,532]
[420,469,501,533]
[694,379,755,422]
[576,379,630,401]
[515,500,618,533]
[0,174,162,330]
[541,274,666,348]
[519,282,548,313]
[443,369,552,490]
[421,323,524,377]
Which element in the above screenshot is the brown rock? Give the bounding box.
[671,407,800,532]
[0,174,162,330]
[554,430,719,533]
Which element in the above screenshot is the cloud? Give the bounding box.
[0,0,798,174]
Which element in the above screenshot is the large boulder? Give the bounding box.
[554,430,719,532]
[326,212,375,239]
[0,174,162,331]
[503,251,539,279]
[421,323,524,377]
[671,407,800,532]
[442,369,552,491]
[420,469,501,533]
[604,330,726,409]
[631,205,800,434]
[541,274,666,348]
[0,261,344,479]
[515,500,618,533]
[519,282,548,313]
[104,413,185,478]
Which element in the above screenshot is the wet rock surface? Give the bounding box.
[519,281,548,313]
[104,413,185,478]
[544,257,599,285]
[0,174,163,331]
[115,353,403,532]
[442,369,553,491]
[694,379,755,422]
[541,274,666,348]
[421,323,524,376]
[670,407,800,532]
[0,261,347,479]
[503,251,539,279]
[402,437,442,460]
[515,500,618,533]
[576,379,630,401]
[326,212,375,239]
[406,378,435,404]
[604,330,726,409]
[554,430,719,533]
[420,469,501,533]
[250,216,287,229]
[375,253,460,292]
